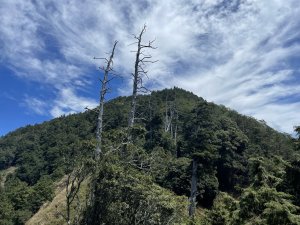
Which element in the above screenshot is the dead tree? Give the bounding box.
[164,99,171,132]
[164,100,175,133]
[55,146,91,225]
[66,165,85,224]
[189,158,198,217]
[128,25,156,128]
[55,165,87,225]
[174,112,178,146]
[164,100,178,141]
[94,41,118,158]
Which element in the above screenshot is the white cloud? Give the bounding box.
[22,88,97,118]
[1,0,300,133]
[50,88,98,117]
[23,97,47,115]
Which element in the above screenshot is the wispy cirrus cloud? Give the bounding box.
[50,88,98,117]
[23,96,47,115]
[0,0,299,133]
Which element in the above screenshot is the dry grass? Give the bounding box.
[26,176,89,225]
[0,166,17,188]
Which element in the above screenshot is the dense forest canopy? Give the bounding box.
[0,88,299,224]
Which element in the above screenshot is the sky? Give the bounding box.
[0,0,300,136]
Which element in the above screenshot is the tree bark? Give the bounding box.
[189,158,198,217]
[128,27,145,127]
[95,41,118,157]
[128,25,156,128]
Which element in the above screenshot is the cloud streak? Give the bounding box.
[0,0,300,133]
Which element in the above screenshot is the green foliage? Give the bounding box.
[233,186,300,225]
[0,193,14,225]
[215,117,248,192]
[249,156,289,188]
[5,176,33,211]
[204,155,300,225]
[282,159,300,206]
[86,160,189,225]
[0,175,54,223]
[231,154,300,225]
[30,176,54,212]
[206,192,238,225]
[205,185,300,225]
[13,209,32,225]
[0,88,298,224]
[1,176,33,224]
[160,156,191,196]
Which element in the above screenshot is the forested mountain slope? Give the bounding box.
[0,88,299,224]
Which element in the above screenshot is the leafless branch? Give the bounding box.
[95,41,118,158]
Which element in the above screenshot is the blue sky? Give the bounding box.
[0,0,300,136]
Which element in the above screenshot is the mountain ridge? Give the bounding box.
[0,87,299,224]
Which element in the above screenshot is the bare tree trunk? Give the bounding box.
[128,78,138,127]
[165,101,176,134]
[128,26,144,127]
[174,119,178,146]
[95,41,118,158]
[148,96,153,145]
[128,25,156,128]
[57,167,86,225]
[164,99,169,132]
[66,197,71,224]
[189,158,198,217]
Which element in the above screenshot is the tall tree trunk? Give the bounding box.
[66,197,71,225]
[95,41,118,158]
[164,99,169,132]
[174,121,178,146]
[189,158,198,217]
[128,25,156,128]
[128,28,143,127]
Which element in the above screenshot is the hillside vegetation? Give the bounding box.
[0,88,299,224]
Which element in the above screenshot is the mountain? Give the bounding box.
[0,88,299,225]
